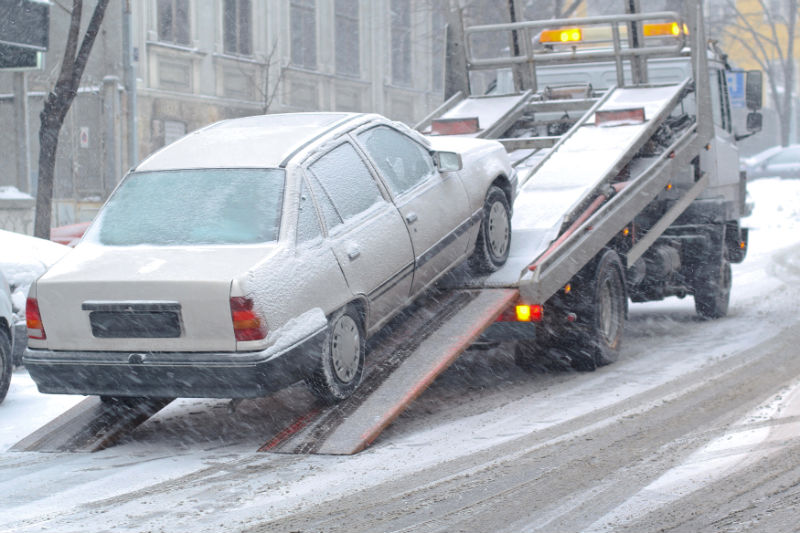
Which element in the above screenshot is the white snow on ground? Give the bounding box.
[0,178,799,532]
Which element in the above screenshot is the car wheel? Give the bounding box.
[0,328,12,404]
[306,306,365,403]
[470,185,511,273]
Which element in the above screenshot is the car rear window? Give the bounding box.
[91,169,285,245]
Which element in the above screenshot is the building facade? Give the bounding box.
[0,0,449,229]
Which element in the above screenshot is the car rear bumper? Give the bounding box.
[23,327,327,399]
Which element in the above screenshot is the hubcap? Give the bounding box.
[331,315,360,383]
[487,201,510,259]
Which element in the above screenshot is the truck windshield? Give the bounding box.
[89,168,285,246]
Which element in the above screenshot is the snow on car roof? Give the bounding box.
[136,113,360,171]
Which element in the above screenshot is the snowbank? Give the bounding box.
[0,229,69,318]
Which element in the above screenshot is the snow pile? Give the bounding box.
[742,177,800,256]
[0,230,69,318]
[0,186,34,200]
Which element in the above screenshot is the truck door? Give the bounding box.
[704,68,741,208]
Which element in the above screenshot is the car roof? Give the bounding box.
[135,113,362,171]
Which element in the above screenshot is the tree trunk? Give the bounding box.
[33,0,110,239]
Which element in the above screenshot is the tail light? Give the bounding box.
[26,297,46,340]
[496,303,544,323]
[230,297,267,341]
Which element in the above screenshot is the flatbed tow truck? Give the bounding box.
[13,3,761,455]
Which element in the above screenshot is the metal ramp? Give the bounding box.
[261,288,517,455]
[12,288,516,455]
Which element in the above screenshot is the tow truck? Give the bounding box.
[13,3,761,455]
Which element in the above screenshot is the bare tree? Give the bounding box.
[712,0,798,146]
[34,0,111,239]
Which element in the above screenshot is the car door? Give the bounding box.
[304,141,415,332]
[356,125,472,295]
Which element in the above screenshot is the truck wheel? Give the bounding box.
[694,260,731,319]
[470,185,511,273]
[306,306,365,403]
[0,329,11,404]
[569,250,626,370]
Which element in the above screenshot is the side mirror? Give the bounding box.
[745,70,763,111]
[746,111,762,132]
[433,151,462,172]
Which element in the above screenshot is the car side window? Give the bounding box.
[307,142,383,227]
[296,178,323,244]
[357,125,436,196]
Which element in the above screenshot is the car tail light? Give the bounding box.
[230,297,267,341]
[26,297,46,340]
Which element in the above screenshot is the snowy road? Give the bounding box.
[1,178,800,532]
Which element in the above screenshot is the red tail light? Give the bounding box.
[230,297,267,341]
[495,303,544,323]
[26,297,46,340]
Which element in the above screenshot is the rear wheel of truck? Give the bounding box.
[568,250,627,370]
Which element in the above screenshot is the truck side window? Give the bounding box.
[709,69,726,131]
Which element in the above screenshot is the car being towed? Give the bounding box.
[24,112,515,403]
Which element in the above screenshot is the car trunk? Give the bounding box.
[35,244,274,352]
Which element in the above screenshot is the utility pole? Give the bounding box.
[13,71,31,193]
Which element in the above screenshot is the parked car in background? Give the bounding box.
[24,112,515,403]
[742,145,800,180]
[50,221,92,247]
[0,270,13,403]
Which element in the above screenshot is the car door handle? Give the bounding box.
[347,246,360,260]
[405,212,418,224]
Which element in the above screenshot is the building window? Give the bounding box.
[391,0,411,87]
[291,0,317,70]
[335,0,359,77]
[157,0,191,45]
[224,0,252,56]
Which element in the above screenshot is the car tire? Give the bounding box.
[470,185,511,273]
[306,306,365,404]
[0,328,12,404]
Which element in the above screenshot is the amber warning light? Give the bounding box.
[540,28,582,43]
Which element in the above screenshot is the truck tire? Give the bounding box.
[306,306,365,404]
[0,329,12,404]
[694,259,731,319]
[470,185,511,273]
[693,225,731,319]
[569,250,627,370]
